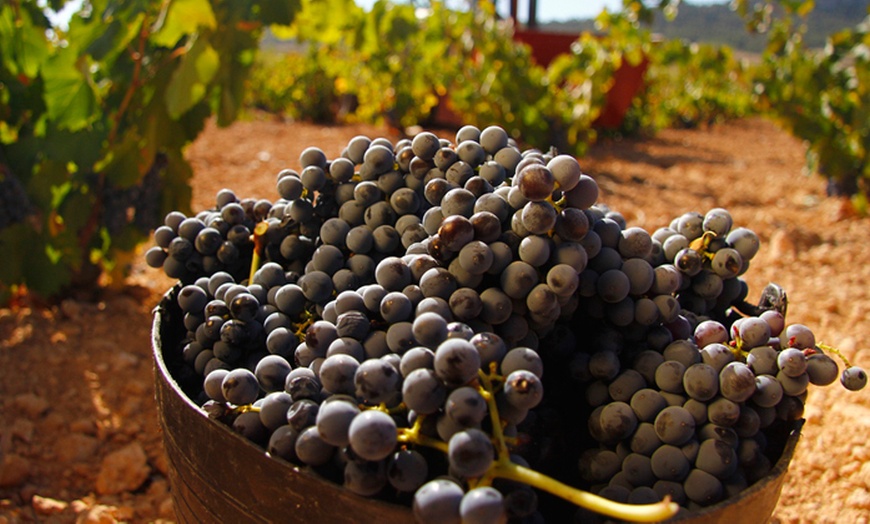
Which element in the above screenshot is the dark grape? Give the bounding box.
[413,479,463,524]
[840,366,867,391]
[151,129,864,521]
[348,410,398,461]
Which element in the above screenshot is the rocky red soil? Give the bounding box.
[1,115,868,523]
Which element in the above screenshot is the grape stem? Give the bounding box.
[477,366,510,462]
[490,459,680,522]
[689,230,718,261]
[293,309,316,342]
[397,415,449,454]
[817,342,852,368]
[729,332,750,359]
[473,366,679,522]
[249,221,269,284]
[394,368,681,522]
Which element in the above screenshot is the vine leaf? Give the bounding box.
[0,223,73,298]
[162,149,194,216]
[41,52,99,132]
[166,36,219,119]
[150,0,217,48]
[28,159,70,212]
[257,0,303,26]
[283,0,362,44]
[0,5,51,79]
[85,14,145,63]
[101,130,147,188]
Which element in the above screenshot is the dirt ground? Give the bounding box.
[1,115,868,523]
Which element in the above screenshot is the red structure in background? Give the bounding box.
[507,0,648,129]
[431,2,648,131]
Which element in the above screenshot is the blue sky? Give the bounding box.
[47,0,729,28]
[355,1,728,23]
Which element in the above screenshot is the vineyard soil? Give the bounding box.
[2,115,869,523]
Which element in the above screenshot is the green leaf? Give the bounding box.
[101,130,147,187]
[161,150,193,217]
[0,121,18,144]
[0,224,72,297]
[41,52,99,131]
[290,0,362,44]
[211,26,260,126]
[86,13,145,63]
[256,0,302,26]
[178,100,212,141]
[150,0,217,48]
[58,184,95,235]
[0,223,29,284]
[27,160,71,211]
[0,5,52,79]
[41,122,109,170]
[165,36,219,118]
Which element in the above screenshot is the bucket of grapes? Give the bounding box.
[149,125,866,523]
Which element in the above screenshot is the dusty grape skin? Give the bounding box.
[516,164,556,202]
[347,410,398,461]
[460,486,507,524]
[806,353,839,386]
[840,366,868,391]
[654,406,696,445]
[448,428,494,478]
[220,368,259,405]
[413,479,464,524]
[154,126,870,520]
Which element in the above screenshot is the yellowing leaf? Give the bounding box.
[165,37,219,119]
[150,0,217,48]
[0,121,18,144]
[797,1,815,18]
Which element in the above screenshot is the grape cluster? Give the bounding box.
[579,312,850,511]
[103,153,167,237]
[155,125,865,523]
[0,168,33,230]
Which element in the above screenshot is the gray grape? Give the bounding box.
[347,410,398,461]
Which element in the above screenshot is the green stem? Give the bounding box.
[397,369,679,522]
[818,342,852,368]
[490,460,680,523]
[249,221,269,284]
[477,367,510,461]
[397,415,449,454]
[730,334,750,359]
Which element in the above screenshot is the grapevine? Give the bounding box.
[734,0,870,208]
[0,0,300,302]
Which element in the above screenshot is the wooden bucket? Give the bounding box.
[152,287,801,523]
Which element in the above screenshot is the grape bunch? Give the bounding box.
[577,312,862,511]
[102,153,167,237]
[153,124,865,523]
[0,167,33,230]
